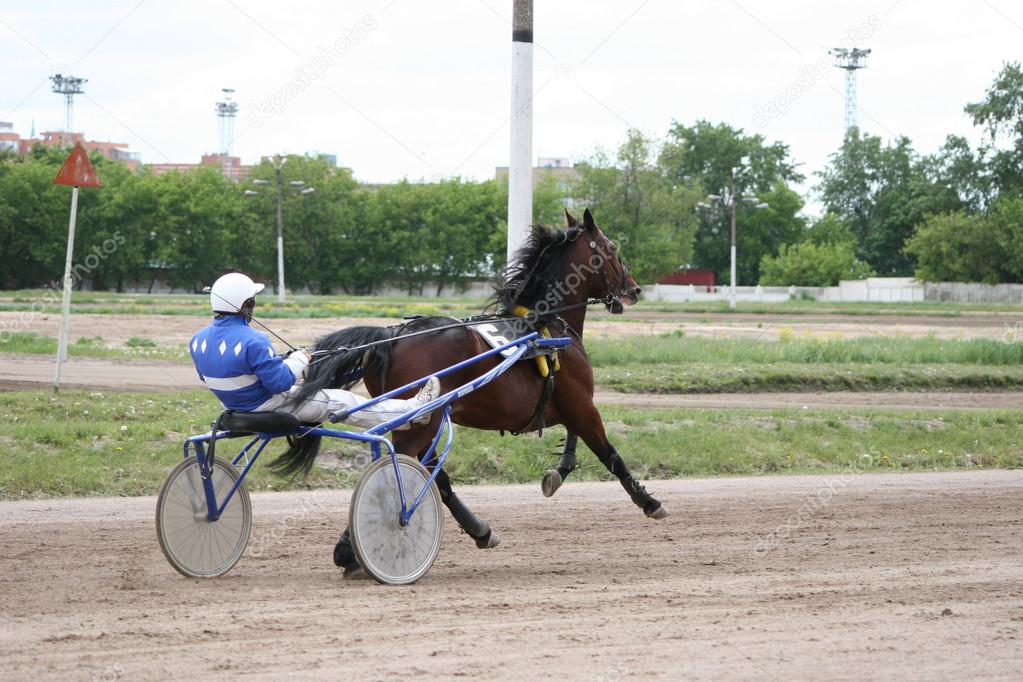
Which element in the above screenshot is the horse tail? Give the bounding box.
[268,325,395,479]
[291,325,396,404]
[268,433,323,479]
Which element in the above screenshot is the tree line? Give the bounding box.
[2,62,1022,292]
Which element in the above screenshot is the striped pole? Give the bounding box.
[507,0,534,266]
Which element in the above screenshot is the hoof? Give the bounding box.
[473,529,502,549]
[541,469,563,498]
[342,563,368,580]
[645,504,670,520]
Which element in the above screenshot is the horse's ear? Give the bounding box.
[583,208,596,232]
[565,209,579,227]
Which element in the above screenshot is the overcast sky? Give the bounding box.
[2,0,1021,210]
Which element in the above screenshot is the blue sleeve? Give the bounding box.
[189,333,204,382]
[246,337,297,394]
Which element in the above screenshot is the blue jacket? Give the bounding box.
[189,315,297,411]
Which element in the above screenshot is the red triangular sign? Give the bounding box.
[53,142,103,188]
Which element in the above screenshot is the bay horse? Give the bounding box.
[272,208,669,574]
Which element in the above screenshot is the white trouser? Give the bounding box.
[257,386,418,428]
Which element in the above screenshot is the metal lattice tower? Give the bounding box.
[829,48,871,132]
[50,74,87,144]
[215,88,238,156]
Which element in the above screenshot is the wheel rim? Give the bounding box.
[157,458,250,578]
[350,456,444,585]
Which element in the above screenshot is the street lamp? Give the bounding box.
[244,155,315,303]
[696,165,769,309]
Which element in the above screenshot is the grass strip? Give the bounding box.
[1,389,1019,500]
[595,363,1023,393]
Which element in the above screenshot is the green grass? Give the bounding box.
[595,362,1023,393]
[0,332,187,361]
[1,389,1020,499]
[585,333,1023,392]
[587,333,1023,366]
[631,299,1020,316]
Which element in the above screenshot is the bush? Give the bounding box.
[759,241,873,287]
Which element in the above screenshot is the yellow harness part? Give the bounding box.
[513,306,561,378]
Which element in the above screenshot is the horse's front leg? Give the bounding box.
[542,431,579,497]
[565,407,669,519]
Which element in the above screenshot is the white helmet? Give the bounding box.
[209,272,265,313]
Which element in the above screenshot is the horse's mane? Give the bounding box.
[492,223,581,312]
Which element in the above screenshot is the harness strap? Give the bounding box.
[511,370,555,436]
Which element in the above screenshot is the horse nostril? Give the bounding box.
[634,286,642,295]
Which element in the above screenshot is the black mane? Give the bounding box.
[492,224,580,313]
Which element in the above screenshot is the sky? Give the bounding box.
[2,0,1022,212]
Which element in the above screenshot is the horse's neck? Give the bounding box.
[558,306,587,339]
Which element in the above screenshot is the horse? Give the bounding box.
[271,208,669,574]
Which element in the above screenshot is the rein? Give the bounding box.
[306,298,605,365]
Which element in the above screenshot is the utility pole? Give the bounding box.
[507,0,534,265]
[245,155,315,303]
[274,161,285,304]
[697,165,769,309]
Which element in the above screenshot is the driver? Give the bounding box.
[189,272,439,427]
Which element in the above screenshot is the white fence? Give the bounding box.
[643,278,928,304]
[923,282,1023,305]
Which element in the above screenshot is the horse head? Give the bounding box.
[565,208,641,314]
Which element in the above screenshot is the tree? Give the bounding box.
[817,130,957,276]
[760,241,873,287]
[369,179,499,295]
[964,61,1023,199]
[904,210,1006,284]
[658,121,805,283]
[0,148,74,288]
[805,213,856,247]
[241,155,365,295]
[154,167,245,292]
[573,129,700,282]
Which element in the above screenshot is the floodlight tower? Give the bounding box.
[50,74,87,144]
[215,88,239,155]
[215,88,239,177]
[830,48,871,131]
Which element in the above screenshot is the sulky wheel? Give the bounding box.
[156,455,251,578]
[349,454,444,585]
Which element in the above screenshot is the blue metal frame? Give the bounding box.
[181,332,571,524]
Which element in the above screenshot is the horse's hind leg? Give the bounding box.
[541,431,579,497]
[566,408,669,519]
[435,468,501,549]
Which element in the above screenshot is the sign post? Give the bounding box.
[52,142,102,393]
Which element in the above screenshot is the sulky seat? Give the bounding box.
[219,410,301,434]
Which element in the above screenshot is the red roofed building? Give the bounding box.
[659,267,717,290]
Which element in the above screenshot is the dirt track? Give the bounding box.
[1,471,1021,679]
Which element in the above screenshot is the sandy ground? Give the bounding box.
[1,471,1021,680]
[4,309,1022,348]
[2,353,1021,411]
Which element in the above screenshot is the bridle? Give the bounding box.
[584,232,632,315]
